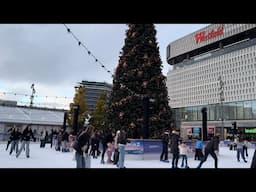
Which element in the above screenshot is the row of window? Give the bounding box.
[168,43,256,108]
[175,100,256,121]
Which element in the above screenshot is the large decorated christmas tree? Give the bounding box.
[106,24,173,139]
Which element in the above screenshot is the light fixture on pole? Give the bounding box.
[30,83,36,107]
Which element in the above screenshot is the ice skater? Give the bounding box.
[197,135,219,169]
[16,125,35,158]
[236,137,247,163]
[160,130,170,162]
[170,130,180,168]
[179,141,189,168]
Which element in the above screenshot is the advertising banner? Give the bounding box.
[125,139,144,154]
[143,140,162,154]
[125,139,162,154]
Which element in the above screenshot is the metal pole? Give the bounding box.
[30,83,36,107]
[218,76,224,140]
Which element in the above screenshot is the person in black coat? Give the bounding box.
[160,130,170,162]
[90,132,100,158]
[100,130,108,164]
[73,125,95,168]
[16,125,35,158]
[6,127,14,151]
[9,128,21,155]
[251,149,256,168]
[170,130,180,168]
[197,135,219,169]
[105,130,115,163]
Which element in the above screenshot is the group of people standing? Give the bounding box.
[160,128,255,168]
[160,129,220,169]
[160,129,191,168]
[72,125,128,169]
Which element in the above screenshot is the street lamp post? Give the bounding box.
[218,76,225,140]
[30,83,36,107]
[73,105,79,135]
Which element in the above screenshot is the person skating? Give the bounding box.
[113,130,120,165]
[194,138,204,161]
[251,149,256,168]
[73,125,94,168]
[117,129,127,168]
[90,132,100,158]
[106,130,115,163]
[40,130,46,148]
[160,130,170,162]
[9,128,21,155]
[100,130,108,164]
[197,135,219,169]
[170,130,180,169]
[243,138,249,158]
[179,141,189,168]
[16,125,35,158]
[236,137,247,163]
[5,127,14,151]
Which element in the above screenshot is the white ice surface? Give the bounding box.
[0,143,254,168]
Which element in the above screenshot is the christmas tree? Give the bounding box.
[106,24,173,139]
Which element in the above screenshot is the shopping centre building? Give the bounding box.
[166,24,256,140]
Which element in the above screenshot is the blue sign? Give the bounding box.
[143,140,162,154]
[125,139,144,154]
[125,139,162,154]
[193,127,201,134]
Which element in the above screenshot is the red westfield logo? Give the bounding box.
[195,24,224,44]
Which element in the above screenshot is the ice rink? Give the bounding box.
[0,143,254,168]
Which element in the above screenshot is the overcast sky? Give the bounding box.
[0,24,208,109]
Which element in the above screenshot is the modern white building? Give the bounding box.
[166,24,256,140]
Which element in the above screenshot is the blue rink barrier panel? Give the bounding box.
[125,139,162,155]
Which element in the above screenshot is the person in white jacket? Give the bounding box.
[113,130,120,165]
[179,141,189,168]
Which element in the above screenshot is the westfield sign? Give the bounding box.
[195,25,224,44]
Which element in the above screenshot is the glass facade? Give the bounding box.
[174,100,256,121]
